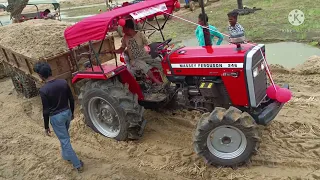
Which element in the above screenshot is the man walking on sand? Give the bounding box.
[33,62,84,172]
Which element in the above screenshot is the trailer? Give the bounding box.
[0,36,116,98]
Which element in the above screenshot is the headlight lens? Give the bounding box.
[253,67,259,77]
[261,62,265,70]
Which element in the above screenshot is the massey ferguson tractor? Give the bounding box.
[64,0,289,167]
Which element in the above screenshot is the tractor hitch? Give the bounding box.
[253,84,289,126]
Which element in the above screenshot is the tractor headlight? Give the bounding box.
[253,67,259,77]
[261,62,265,70]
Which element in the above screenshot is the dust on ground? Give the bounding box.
[1,55,320,179]
[0,19,72,60]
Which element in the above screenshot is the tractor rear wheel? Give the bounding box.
[79,78,145,141]
[193,106,260,167]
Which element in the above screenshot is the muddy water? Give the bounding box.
[181,38,320,68]
[266,42,320,68]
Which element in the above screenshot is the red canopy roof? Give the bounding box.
[64,0,176,49]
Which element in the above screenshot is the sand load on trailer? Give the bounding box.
[0,19,72,60]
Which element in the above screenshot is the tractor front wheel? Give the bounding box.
[193,106,260,167]
[79,78,145,141]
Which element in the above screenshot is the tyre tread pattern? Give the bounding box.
[193,106,261,168]
[79,78,144,141]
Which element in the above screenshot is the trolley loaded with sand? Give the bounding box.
[0,19,116,98]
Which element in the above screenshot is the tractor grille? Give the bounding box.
[245,44,267,107]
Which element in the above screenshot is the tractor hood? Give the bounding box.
[168,44,255,65]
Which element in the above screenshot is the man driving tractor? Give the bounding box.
[113,19,164,88]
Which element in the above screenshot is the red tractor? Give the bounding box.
[64,0,289,167]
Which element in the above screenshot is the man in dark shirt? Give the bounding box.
[33,62,84,172]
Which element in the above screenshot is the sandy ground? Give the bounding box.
[1,55,320,180]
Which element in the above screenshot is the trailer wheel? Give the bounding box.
[20,74,38,98]
[79,78,145,141]
[10,71,23,93]
[193,106,260,167]
[189,1,196,11]
[117,26,123,37]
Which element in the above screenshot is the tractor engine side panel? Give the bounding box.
[164,46,253,106]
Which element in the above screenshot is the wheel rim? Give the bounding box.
[206,125,247,160]
[88,97,120,137]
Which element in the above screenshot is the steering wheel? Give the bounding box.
[156,38,172,52]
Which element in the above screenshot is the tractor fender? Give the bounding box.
[71,65,144,100]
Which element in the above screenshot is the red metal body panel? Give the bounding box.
[118,69,144,99]
[164,44,254,106]
[72,73,107,84]
[71,64,144,99]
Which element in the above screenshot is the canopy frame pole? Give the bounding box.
[154,16,165,41]
[89,41,105,74]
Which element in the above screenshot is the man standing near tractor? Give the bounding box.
[33,62,84,172]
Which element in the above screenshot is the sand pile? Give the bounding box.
[0,19,72,60]
[292,55,320,75]
[269,64,290,74]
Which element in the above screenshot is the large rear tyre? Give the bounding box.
[79,78,145,141]
[193,106,260,167]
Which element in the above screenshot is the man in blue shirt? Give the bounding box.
[33,62,84,172]
[195,13,224,46]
